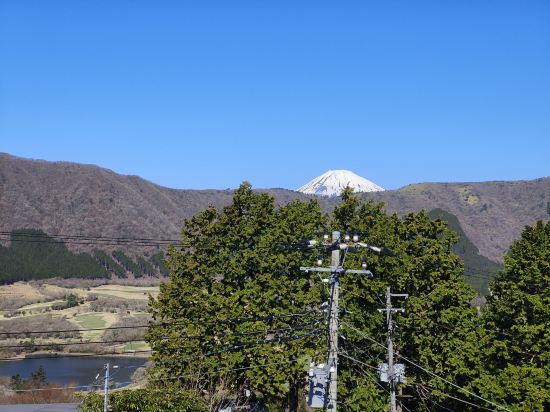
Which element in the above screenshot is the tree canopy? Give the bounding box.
[475,220,550,411]
[146,184,547,412]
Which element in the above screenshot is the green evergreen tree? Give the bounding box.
[0,229,108,283]
[147,185,493,411]
[30,366,47,388]
[332,188,486,411]
[475,220,550,411]
[147,183,326,411]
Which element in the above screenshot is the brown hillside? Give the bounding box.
[1,153,548,262]
[366,179,550,261]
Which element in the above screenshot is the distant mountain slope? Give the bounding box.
[1,153,549,266]
[428,208,501,294]
[0,153,312,250]
[363,179,550,262]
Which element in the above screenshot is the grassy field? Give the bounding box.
[0,280,159,356]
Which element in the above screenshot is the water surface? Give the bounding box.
[0,356,148,388]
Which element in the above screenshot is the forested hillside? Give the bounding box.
[1,153,548,287]
[143,184,550,411]
[0,229,168,283]
[429,208,501,293]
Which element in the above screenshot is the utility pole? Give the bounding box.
[327,230,341,411]
[103,362,110,412]
[103,363,118,412]
[378,288,408,412]
[302,231,385,411]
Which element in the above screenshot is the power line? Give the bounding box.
[0,327,321,359]
[0,338,147,349]
[343,323,511,412]
[338,351,378,371]
[0,309,322,336]
[0,232,308,251]
[12,382,132,393]
[148,359,304,383]
[0,322,321,350]
[339,352,413,412]
[398,355,510,412]
[0,231,182,242]
[14,361,308,395]
[0,349,154,361]
[413,383,497,412]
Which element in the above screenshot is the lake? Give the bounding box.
[0,356,149,388]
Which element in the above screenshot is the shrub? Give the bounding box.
[79,387,208,412]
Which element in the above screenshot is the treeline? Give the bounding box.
[429,208,501,294]
[143,184,549,412]
[0,230,108,283]
[0,229,169,284]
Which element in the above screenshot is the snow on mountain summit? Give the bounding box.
[297,170,384,197]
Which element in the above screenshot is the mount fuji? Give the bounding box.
[297,170,385,197]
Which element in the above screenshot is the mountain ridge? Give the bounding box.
[1,153,549,263]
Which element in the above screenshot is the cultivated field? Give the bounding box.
[0,279,161,357]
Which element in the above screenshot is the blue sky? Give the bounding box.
[1,1,549,190]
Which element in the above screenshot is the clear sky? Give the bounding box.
[1,1,549,190]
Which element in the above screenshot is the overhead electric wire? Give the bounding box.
[0,338,147,349]
[0,322,321,351]
[0,309,322,337]
[12,382,132,392]
[0,349,154,362]
[0,322,321,356]
[147,358,304,383]
[398,354,510,411]
[342,322,511,412]
[339,334,384,367]
[413,382,497,412]
[338,351,378,371]
[339,351,413,412]
[0,232,309,251]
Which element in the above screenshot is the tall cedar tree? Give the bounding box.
[148,185,490,411]
[147,183,327,411]
[332,188,485,411]
[474,220,549,411]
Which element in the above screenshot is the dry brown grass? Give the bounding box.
[0,281,157,355]
[0,384,78,404]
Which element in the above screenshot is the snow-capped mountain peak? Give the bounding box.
[297,170,384,197]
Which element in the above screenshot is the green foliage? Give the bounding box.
[52,293,81,310]
[79,386,208,412]
[10,366,47,390]
[112,250,142,277]
[93,249,126,277]
[475,220,550,411]
[0,229,108,283]
[31,366,47,387]
[147,184,546,411]
[149,251,169,276]
[332,191,484,411]
[137,256,156,277]
[147,183,326,411]
[429,208,501,294]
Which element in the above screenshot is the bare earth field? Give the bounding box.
[0,280,160,358]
